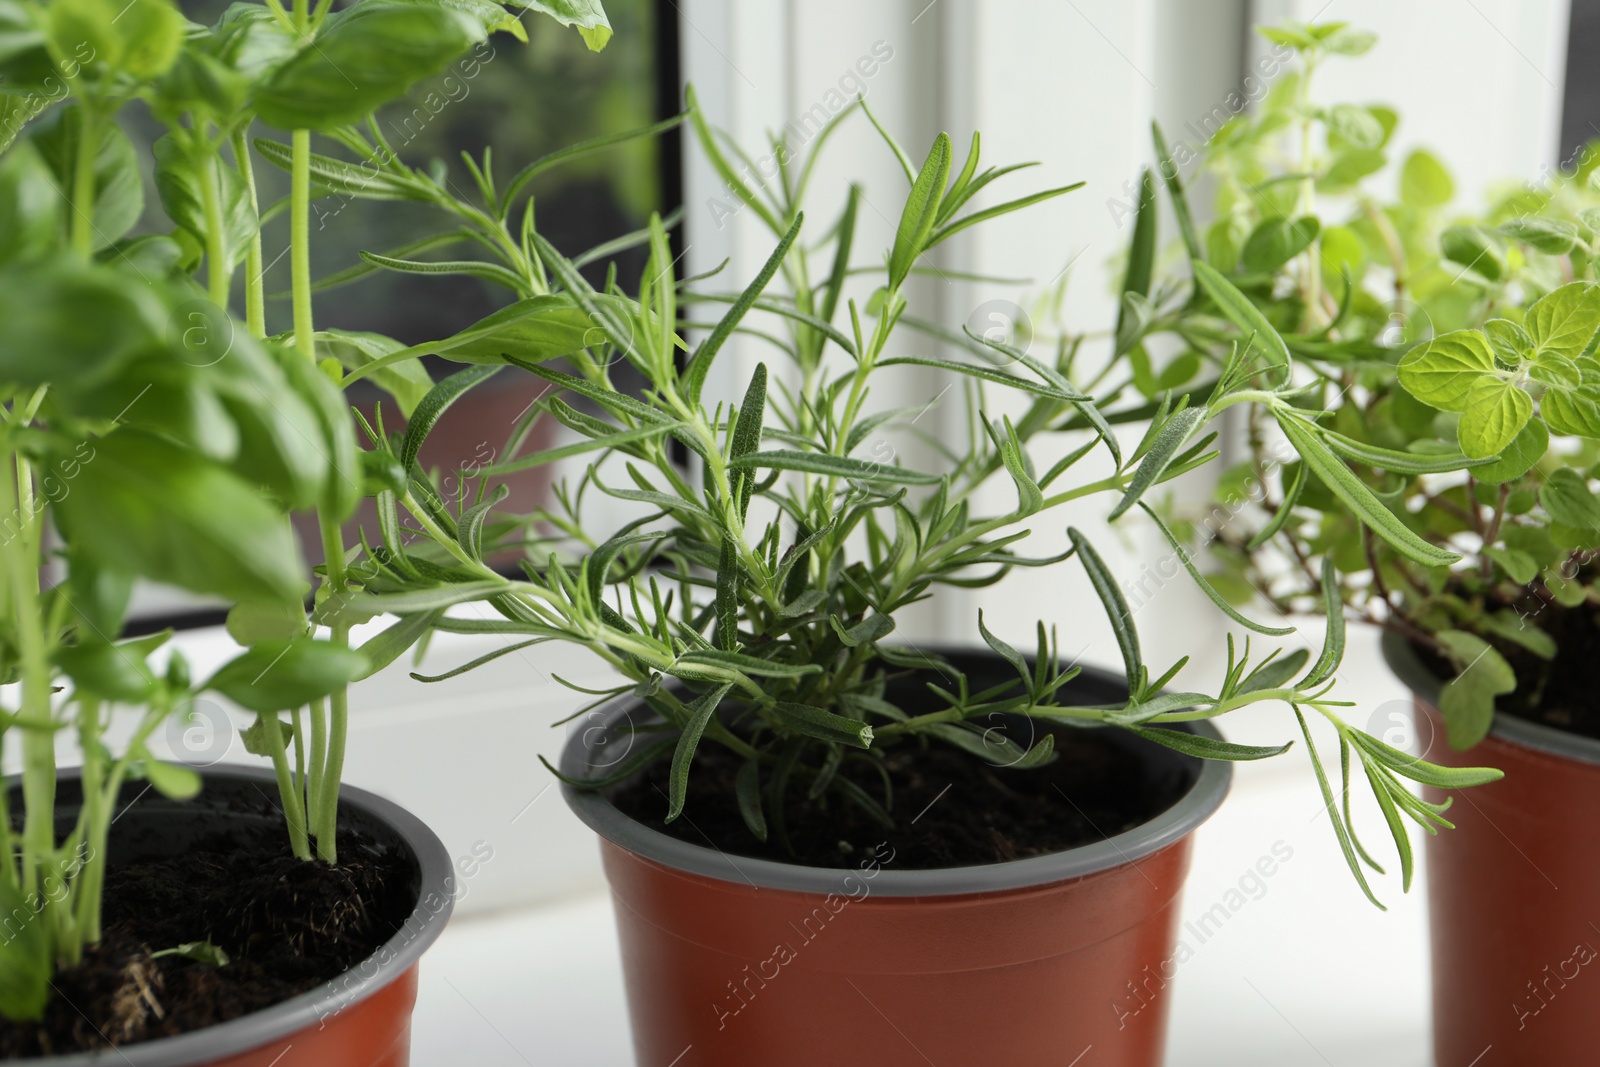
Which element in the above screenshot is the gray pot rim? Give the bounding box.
[19,764,453,1067]
[560,654,1233,897]
[1380,628,1600,767]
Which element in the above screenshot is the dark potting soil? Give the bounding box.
[609,663,1192,869]
[1423,595,1600,741]
[0,829,413,1059]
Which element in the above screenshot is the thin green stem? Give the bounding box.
[305,696,326,842]
[290,129,315,360]
[70,696,104,941]
[4,453,52,910]
[261,711,311,860]
[232,128,267,337]
[70,106,99,258]
[198,144,231,306]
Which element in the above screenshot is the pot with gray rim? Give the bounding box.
[561,649,1232,1067]
[6,765,453,1067]
[1382,630,1600,1067]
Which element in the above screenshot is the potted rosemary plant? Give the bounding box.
[0,0,610,1060]
[1147,21,1600,1066]
[337,80,1503,1062]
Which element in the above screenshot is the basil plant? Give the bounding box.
[0,0,609,1022]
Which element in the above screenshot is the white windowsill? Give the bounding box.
[410,763,1434,1066]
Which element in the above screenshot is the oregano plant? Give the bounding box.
[1120,21,1600,893]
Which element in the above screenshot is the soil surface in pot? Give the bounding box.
[608,660,1191,869]
[0,827,412,1059]
[1416,594,1600,741]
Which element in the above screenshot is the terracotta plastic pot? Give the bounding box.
[561,652,1231,1067]
[17,765,453,1067]
[1383,632,1600,1067]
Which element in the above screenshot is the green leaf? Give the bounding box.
[728,449,940,485]
[1152,122,1203,261]
[1322,148,1386,189]
[1138,503,1293,635]
[1472,415,1546,483]
[731,364,767,519]
[666,683,733,821]
[888,132,952,289]
[1435,629,1515,749]
[828,612,895,647]
[502,114,684,210]
[1541,383,1600,438]
[1124,726,1292,761]
[54,430,305,602]
[1067,528,1141,693]
[1541,467,1600,530]
[684,215,801,404]
[1482,546,1537,584]
[1296,710,1385,909]
[1110,407,1205,520]
[48,0,184,79]
[1350,730,1503,789]
[1275,415,1459,567]
[355,610,440,679]
[401,364,501,470]
[1440,224,1505,281]
[254,0,487,130]
[1526,282,1600,360]
[1500,218,1580,256]
[358,251,525,291]
[274,339,360,520]
[332,581,510,625]
[0,876,50,1020]
[32,106,144,250]
[0,141,62,266]
[1321,25,1377,54]
[141,757,202,800]
[1238,648,1311,694]
[1121,168,1157,300]
[403,293,624,366]
[1319,431,1486,474]
[1191,261,1290,382]
[205,638,369,713]
[675,649,823,681]
[317,330,433,417]
[1457,376,1532,459]
[505,0,611,50]
[770,702,874,748]
[1399,149,1453,208]
[225,600,308,646]
[735,760,767,842]
[1397,330,1496,411]
[1241,215,1319,274]
[54,640,156,702]
[924,181,1083,250]
[241,714,296,757]
[877,356,1088,403]
[150,941,231,967]
[153,136,257,268]
[1325,103,1384,148]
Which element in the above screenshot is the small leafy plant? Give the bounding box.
[0,0,610,1024]
[333,87,1501,910]
[1122,22,1600,895]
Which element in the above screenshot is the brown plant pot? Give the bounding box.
[560,652,1231,1067]
[1383,632,1600,1067]
[17,766,453,1067]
